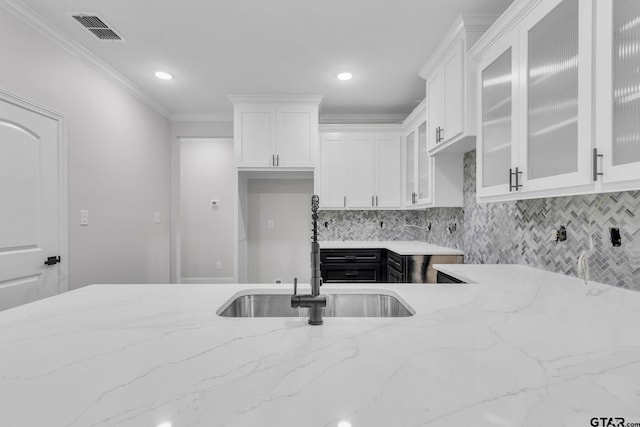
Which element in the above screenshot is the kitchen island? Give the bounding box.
[1,273,639,426]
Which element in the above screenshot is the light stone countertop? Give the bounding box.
[319,240,464,256]
[433,263,602,286]
[1,276,640,426]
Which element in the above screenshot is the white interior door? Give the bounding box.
[0,97,61,311]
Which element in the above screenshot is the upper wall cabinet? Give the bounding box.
[229,96,322,169]
[317,126,402,210]
[596,0,640,192]
[403,101,464,209]
[471,0,597,202]
[419,15,497,156]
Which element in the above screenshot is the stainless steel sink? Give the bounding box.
[217,292,414,318]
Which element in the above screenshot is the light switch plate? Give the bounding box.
[80,210,89,226]
[154,212,161,224]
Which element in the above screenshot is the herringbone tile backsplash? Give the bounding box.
[318,150,640,291]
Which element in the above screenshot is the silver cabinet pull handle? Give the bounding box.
[277,154,279,166]
[272,154,275,166]
[372,195,374,207]
[593,148,603,182]
[376,196,378,206]
[343,196,346,208]
[509,168,513,192]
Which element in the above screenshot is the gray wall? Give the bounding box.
[318,150,640,291]
[179,138,235,282]
[247,179,313,283]
[0,9,171,289]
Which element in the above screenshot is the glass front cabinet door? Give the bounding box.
[596,0,640,189]
[518,0,593,194]
[477,40,517,199]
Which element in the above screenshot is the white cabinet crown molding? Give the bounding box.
[319,113,406,125]
[419,14,498,79]
[227,95,323,105]
[468,0,543,59]
[401,99,426,131]
[320,123,403,134]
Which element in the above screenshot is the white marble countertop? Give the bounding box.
[319,240,464,256]
[433,263,604,286]
[1,278,640,426]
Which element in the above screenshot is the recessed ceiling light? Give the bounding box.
[337,421,352,427]
[155,71,172,80]
[337,72,353,81]
[157,422,172,427]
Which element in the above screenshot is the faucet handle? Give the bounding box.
[293,277,297,296]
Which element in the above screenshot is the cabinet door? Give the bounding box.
[276,105,314,167]
[416,121,432,205]
[348,137,376,208]
[404,130,416,205]
[236,107,275,167]
[519,0,592,192]
[477,43,517,199]
[319,135,348,208]
[376,136,402,208]
[443,39,465,143]
[597,0,640,185]
[426,73,443,150]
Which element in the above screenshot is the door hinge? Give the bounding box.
[44,256,61,266]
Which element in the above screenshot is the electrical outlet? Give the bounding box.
[267,220,274,229]
[153,212,161,224]
[216,261,222,270]
[610,227,621,247]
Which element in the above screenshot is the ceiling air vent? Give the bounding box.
[71,14,124,41]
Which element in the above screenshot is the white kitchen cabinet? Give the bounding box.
[403,101,463,208]
[420,15,497,155]
[230,96,321,169]
[318,127,402,210]
[349,136,376,208]
[319,134,349,208]
[595,0,640,192]
[472,0,596,202]
[376,136,403,208]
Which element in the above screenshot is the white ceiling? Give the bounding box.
[15,0,513,120]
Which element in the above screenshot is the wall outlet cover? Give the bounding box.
[610,227,621,247]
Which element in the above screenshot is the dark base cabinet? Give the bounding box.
[387,250,404,283]
[436,271,466,284]
[320,248,463,284]
[320,249,384,283]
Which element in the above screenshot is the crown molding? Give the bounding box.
[0,0,172,119]
[419,14,498,79]
[170,113,233,122]
[319,123,403,133]
[401,99,427,129]
[469,0,542,59]
[319,113,406,125]
[227,94,323,105]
